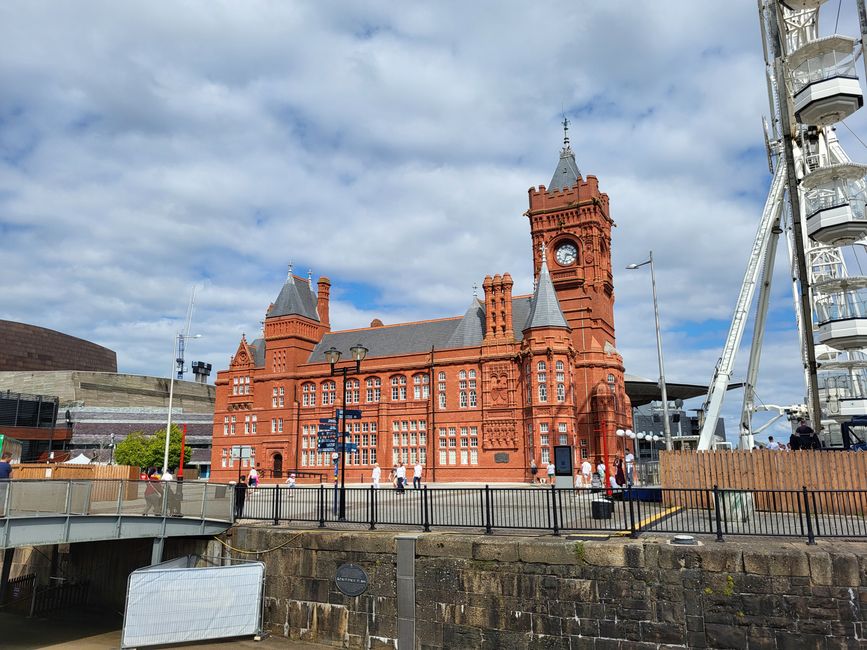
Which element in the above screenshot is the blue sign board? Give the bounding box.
[336,409,362,419]
[318,425,337,432]
[319,418,338,425]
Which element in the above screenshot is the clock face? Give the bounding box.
[554,242,578,266]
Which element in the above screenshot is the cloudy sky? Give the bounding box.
[3,1,866,441]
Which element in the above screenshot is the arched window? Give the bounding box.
[365,377,381,403]
[391,375,407,401]
[346,378,360,404]
[322,381,336,405]
[302,382,316,407]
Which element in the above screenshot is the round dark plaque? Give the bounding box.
[335,563,369,597]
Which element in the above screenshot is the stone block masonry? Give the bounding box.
[229,526,867,649]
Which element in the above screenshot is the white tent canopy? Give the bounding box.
[65,453,92,465]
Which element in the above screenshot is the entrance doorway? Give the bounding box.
[272,453,283,479]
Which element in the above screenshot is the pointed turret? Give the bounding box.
[524,250,569,331]
[548,117,582,192]
[267,262,320,321]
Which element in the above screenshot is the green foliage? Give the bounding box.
[573,541,586,564]
[112,424,191,470]
[723,575,735,597]
[113,431,149,468]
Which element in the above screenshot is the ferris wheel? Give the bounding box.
[698,0,867,450]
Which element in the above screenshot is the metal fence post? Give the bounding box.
[318,484,326,528]
[550,484,560,536]
[627,486,637,538]
[272,486,280,526]
[802,486,816,545]
[713,486,724,542]
[368,485,376,531]
[484,486,492,535]
[422,485,430,533]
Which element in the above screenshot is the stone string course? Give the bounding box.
[230,527,867,649]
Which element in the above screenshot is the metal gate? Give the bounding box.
[121,556,264,648]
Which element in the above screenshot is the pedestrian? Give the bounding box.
[371,463,381,489]
[142,467,162,515]
[285,473,296,488]
[580,458,593,487]
[596,458,606,482]
[396,462,407,493]
[808,431,822,450]
[789,429,801,451]
[413,461,423,489]
[795,419,814,449]
[0,452,12,480]
[546,460,555,485]
[624,451,635,486]
[161,467,180,516]
[248,466,259,489]
[388,466,397,487]
[767,436,780,451]
[529,459,538,484]
[234,476,248,519]
[614,458,626,488]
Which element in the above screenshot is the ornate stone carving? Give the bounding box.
[483,419,517,450]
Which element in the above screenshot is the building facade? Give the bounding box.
[210,134,633,483]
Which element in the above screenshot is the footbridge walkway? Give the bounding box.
[0,479,234,551]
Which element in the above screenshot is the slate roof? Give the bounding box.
[267,272,319,321]
[548,146,582,192]
[446,299,486,348]
[523,257,569,330]
[248,338,266,367]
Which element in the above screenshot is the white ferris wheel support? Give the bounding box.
[698,0,867,449]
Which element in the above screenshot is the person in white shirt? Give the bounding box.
[371,463,381,489]
[285,473,296,488]
[580,459,593,487]
[413,462,423,489]
[767,436,781,451]
[395,463,407,493]
[546,462,556,484]
[160,468,178,515]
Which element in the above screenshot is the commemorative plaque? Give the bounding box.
[335,563,369,597]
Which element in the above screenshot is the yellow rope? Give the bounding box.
[212,532,303,555]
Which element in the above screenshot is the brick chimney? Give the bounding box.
[317,277,331,329]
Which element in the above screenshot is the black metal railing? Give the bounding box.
[234,484,867,542]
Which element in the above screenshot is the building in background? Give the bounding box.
[211,132,635,483]
[0,324,215,471]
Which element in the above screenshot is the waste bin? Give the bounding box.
[591,498,613,519]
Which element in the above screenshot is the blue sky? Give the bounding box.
[2,1,866,442]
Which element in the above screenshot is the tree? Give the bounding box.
[113,431,150,468]
[148,424,191,471]
[111,425,191,470]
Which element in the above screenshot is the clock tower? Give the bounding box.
[526,119,617,356]
[525,119,628,462]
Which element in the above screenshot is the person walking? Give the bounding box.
[371,463,381,489]
[767,436,780,451]
[161,467,180,515]
[624,451,635,486]
[248,466,259,492]
[546,461,555,485]
[529,459,538,484]
[285,473,296,488]
[396,462,407,493]
[614,458,626,488]
[142,467,163,515]
[234,476,248,519]
[413,462,423,489]
[580,458,593,487]
[795,419,814,449]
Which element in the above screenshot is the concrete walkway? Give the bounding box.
[0,611,331,649]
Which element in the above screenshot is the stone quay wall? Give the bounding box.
[229,526,867,650]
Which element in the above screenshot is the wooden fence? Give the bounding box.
[10,464,140,501]
[659,450,867,515]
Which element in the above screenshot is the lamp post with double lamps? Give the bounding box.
[324,343,368,521]
[627,251,673,451]
[162,332,202,476]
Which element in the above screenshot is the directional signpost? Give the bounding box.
[336,409,362,420]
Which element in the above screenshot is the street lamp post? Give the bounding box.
[324,343,368,521]
[627,251,673,451]
[163,332,201,475]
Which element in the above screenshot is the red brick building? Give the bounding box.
[210,134,632,483]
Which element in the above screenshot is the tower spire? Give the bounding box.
[287,261,294,282]
[561,115,571,153]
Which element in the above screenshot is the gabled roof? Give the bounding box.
[267,270,319,321]
[548,146,582,192]
[446,298,486,348]
[248,338,266,368]
[524,256,569,331]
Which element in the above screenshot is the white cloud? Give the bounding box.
[1,0,862,438]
